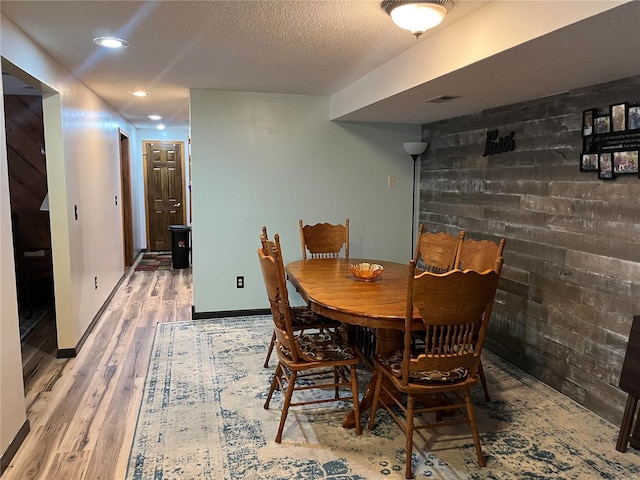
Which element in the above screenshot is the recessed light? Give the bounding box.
[132,91,149,97]
[156,124,166,130]
[148,115,163,121]
[93,36,129,48]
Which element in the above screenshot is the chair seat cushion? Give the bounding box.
[291,307,341,328]
[279,332,356,362]
[380,350,468,384]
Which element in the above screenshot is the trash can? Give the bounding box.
[168,225,191,269]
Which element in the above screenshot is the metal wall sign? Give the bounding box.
[483,129,516,156]
[592,131,640,152]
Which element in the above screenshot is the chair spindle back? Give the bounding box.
[402,262,500,384]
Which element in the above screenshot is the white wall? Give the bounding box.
[0,79,28,464]
[1,14,144,460]
[190,89,420,314]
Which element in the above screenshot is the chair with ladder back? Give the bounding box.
[258,233,362,442]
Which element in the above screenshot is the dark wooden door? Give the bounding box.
[144,141,185,251]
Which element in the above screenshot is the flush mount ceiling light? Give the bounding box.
[381,0,454,38]
[148,114,163,121]
[132,91,149,97]
[93,36,129,48]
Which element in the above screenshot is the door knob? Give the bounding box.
[174,203,181,208]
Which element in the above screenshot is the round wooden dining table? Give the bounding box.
[285,257,421,331]
[285,257,420,428]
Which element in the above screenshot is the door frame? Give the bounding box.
[119,130,134,267]
[142,140,186,251]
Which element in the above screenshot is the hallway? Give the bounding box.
[4,265,192,480]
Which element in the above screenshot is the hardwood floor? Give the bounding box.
[3,266,193,480]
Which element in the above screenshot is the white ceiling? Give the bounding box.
[1,1,639,130]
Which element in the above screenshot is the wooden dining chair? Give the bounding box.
[413,224,465,273]
[299,218,349,259]
[367,264,500,479]
[260,226,340,368]
[259,234,362,442]
[455,237,506,401]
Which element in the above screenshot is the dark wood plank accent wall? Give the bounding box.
[419,76,640,424]
[4,94,49,252]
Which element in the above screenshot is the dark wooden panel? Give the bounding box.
[4,94,48,253]
[419,76,640,424]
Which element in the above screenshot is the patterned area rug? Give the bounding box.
[135,251,172,271]
[126,316,640,479]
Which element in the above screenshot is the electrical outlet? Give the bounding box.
[94,276,98,289]
[115,195,118,206]
[236,276,244,288]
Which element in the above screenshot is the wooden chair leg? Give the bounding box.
[264,362,282,409]
[616,395,638,453]
[264,330,276,368]
[275,370,297,443]
[350,365,362,435]
[368,371,384,431]
[405,395,415,479]
[632,402,640,448]
[465,389,486,467]
[478,359,491,402]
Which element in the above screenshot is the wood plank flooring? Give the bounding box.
[3,265,193,480]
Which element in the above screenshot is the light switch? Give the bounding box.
[387,175,396,187]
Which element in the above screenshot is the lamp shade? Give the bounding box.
[403,142,428,156]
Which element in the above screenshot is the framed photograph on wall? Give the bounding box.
[613,150,639,174]
[598,153,614,180]
[582,109,595,136]
[595,114,611,134]
[580,153,598,171]
[628,105,640,131]
[611,103,627,132]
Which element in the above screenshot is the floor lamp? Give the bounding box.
[403,141,428,257]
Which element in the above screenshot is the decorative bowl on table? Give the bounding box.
[350,262,384,281]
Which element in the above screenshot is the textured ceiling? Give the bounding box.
[1,1,638,130]
[0,0,485,129]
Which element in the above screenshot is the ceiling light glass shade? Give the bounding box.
[132,91,149,97]
[403,142,428,156]
[382,0,454,38]
[148,114,163,120]
[392,4,445,34]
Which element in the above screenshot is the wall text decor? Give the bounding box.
[483,129,516,156]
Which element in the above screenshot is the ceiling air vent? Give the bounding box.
[424,95,460,104]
